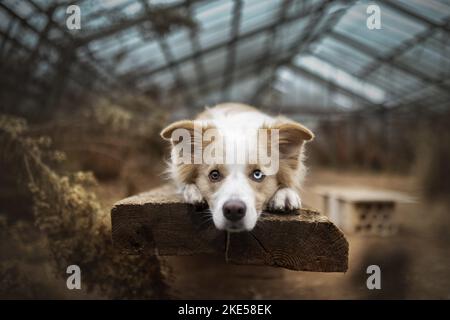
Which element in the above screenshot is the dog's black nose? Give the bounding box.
[223,200,246,221]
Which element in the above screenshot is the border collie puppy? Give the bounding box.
[161,103,314,232]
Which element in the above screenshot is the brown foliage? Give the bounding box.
[0,115,170,299]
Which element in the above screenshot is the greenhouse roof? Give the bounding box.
[2,0,449,115]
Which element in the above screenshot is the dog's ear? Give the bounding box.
[264,120,314,159]
[160,120,195,141]
[275,121,314,144]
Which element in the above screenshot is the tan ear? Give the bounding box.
[276,121,314,143]
[160,120,195,141]
[264,120,314,160]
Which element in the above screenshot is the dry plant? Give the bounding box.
[0,115,170,299]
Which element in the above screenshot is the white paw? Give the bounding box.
[182,184,204,204]
[269,188,302,211]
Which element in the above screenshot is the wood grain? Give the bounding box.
[111,184,348,272]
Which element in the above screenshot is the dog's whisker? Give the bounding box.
[163,103,311,232]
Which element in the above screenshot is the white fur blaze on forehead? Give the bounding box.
[211,169,258,231]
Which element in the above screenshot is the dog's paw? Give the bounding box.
[268,188,302,211]
[182,184,204,204]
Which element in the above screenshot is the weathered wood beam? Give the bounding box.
[111,185,349,272]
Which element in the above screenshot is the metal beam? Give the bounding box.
[185,57,263,97]
[26,0,123,88]
[380,0,450,34]
[328,31,450,92]
[0,19,17,57]
[0,3,118,107]
[0,1,119,92]
[25,2,56,66]
[186,1,208,95]
[137,0,195,106]
[122,0,335,83]
[359,20,450,78]
[308,50,402,95]
[75,0,207,47]
[259,0,294,69]
[101,0,278,70]
[221,0,243,100]
[306,49,450,112]
[250,0,348,103]
[247,0,293,104]
[289,63,380,108]
[158,38,194,105]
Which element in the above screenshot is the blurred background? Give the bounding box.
[0,0,449,299]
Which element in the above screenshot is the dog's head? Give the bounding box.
[161,119,313,232]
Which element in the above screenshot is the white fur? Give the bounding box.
[182,184,203,204]
[268,188,302,211]
[211,165,258,232]
[202,107,272,231]
[165,103,310,232]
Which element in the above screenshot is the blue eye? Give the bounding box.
[251,169,265,182]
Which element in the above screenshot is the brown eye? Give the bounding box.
[209,170,221,182]
[251,169,265,182]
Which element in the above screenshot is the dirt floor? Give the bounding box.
[98,167,450,299]
[3,162,448,299]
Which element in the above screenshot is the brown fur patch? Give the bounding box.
[161,120,219,185]
[161,106,314,213]
[193,163,279,213]
[260,120,313,188]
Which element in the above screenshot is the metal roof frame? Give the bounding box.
[1,0,449,115]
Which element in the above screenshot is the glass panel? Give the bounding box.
[294,55,386,104]
[396,0,450,24]
[398,42,450,80]
[194,0,233,32]
[274,19,308,52]
[276,66,361,110]
[166,29,193,60]
[334,2,427,55]
[0,9,11,30]
[178,60,196,83]
[201,49,228,79]
[311,36,374,75]
[369,65,424,96]
[226,75,256,100]
[198,23,232,49]
[116,41,164,74]
[4,0,34,17]
[239,0,280,35]
[235,33,268,64]
[137,70,173,90]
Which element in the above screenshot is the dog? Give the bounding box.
[160,103,314,232]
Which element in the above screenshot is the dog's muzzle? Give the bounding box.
[222,199,246,228]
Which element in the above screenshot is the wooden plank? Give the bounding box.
[111,184,348,272]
